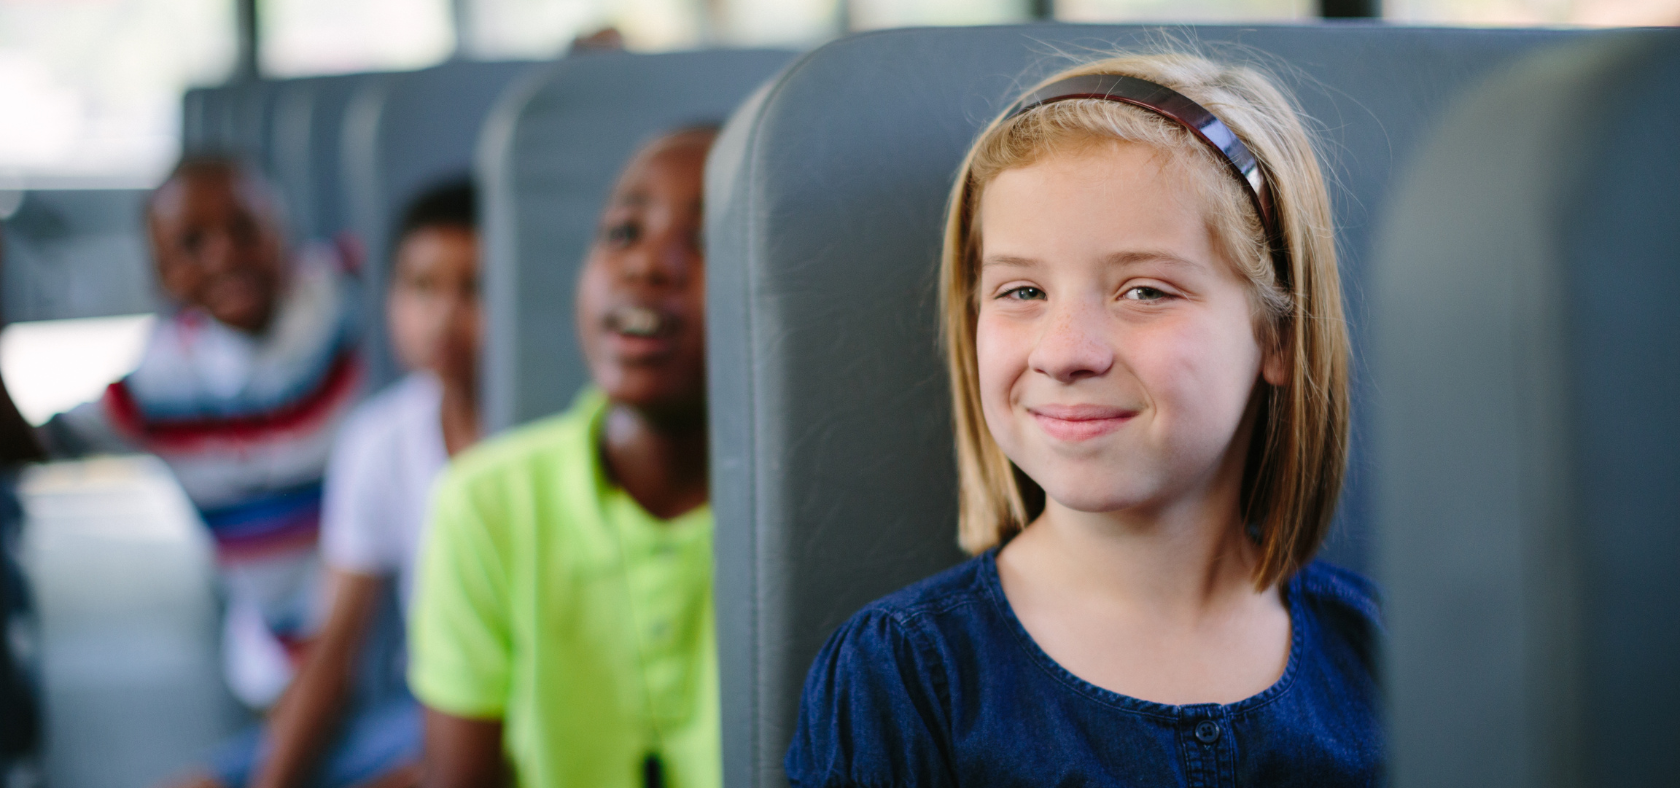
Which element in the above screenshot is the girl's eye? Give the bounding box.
[604,221,640,246]
[1122,286,1169,302]
[1002,286,1045,301]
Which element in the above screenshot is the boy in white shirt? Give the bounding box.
[189,179,480,788]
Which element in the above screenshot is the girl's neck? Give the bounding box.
[996,491,1290,706]
[599,402,709,521]
[1021,494,1263,618]
[438,372,480,457]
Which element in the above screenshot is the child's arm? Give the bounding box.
[248,569,386,788]
[420,709,508,788]
[0,243,42,465]
[249,394,409,788]
[408,465,515,785]
[0,372,43,465]
[14,374,142,459]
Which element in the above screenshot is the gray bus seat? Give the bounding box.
[1,189,158,323]
[30,76,350,325]
[1373,30,1680,787]
[181,81,283,166]
[705,23,1603,787]
[477,48,795,432]
[184,74,372,245]
[271,74,379,244]
[340,60,538,388]
[181,85,236,155]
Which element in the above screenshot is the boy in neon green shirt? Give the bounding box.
[409,127,718,788]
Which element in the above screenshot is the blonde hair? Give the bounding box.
[940,52,1349,589]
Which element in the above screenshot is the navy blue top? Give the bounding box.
[786,551,1384,787]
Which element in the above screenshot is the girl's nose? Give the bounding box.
[1028,298,1114,384]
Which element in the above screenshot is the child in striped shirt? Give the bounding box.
[39,155,362,710]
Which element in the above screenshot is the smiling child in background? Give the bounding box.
[409,127,718,788]
[40,156,362,714]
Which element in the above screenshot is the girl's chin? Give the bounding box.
[1044,495,1150,516]
[1030,470,1157,515]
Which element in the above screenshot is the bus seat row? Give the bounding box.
[270,74,367,244]
[181,80,280,170]
[703,22,1680,788]
[342,60,538,385]
[182,62,540,388]
[177,52,798,395]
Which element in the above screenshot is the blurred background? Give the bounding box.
[3,0,1679,192]
[2,0,1678,422]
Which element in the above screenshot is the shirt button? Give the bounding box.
[1194,720,1221,744]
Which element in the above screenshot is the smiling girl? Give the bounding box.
[786,53,1381,786]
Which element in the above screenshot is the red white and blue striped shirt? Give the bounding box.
[46,250,363,706]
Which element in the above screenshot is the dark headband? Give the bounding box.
[1004,73,1277,237]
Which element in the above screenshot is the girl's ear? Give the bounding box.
[1261,337,1291,387]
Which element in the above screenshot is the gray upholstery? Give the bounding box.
[181,85,236,155]
[705,23,1602,787]
[181,81,282,165]
[10,76,362,325]
[1373,31,1680,787]
[1,190,157,322]
[179,86,225,153]
[183,75,371,243]
[476,49,795,431]
[10,76,373,324]
[271,74,376,243]
[340,60,537,387]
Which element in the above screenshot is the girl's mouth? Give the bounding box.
[1028,404,1138,442]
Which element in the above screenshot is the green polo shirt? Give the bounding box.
[409,389,718,788]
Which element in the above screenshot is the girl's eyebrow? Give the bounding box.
[980,251,1202,269]
[979,254,1039,269]
[1102,250,1201,270]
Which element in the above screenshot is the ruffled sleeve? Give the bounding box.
[785,606,958,788]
